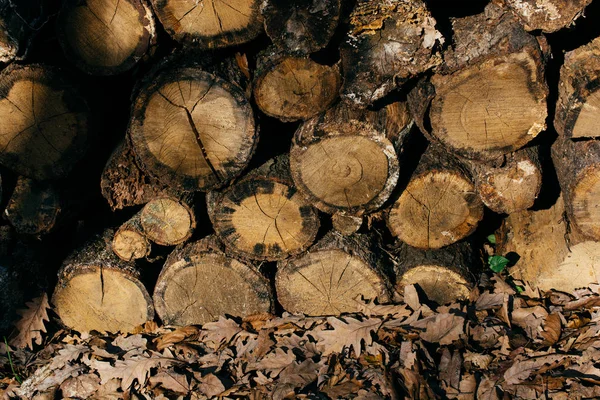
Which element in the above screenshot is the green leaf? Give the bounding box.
[488,255,509,273]
[515,286,524,293]
[487,234,496,244]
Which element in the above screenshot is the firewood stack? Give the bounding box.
[0,0,599,334]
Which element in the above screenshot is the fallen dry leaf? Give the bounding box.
[412,313,465,345]
[316,317,381,356]
[59,374,100,399]
[154,326,200,350]
[197,373,225,397]
[503,354,565,385]
[149,371,191,394]
[10,293,51,350]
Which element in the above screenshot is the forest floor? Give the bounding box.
[1,269,599,400]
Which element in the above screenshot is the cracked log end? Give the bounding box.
[129,67,256,191]
[253,56,341,122]
[57,0,156,75]
[209,160,320,261]
[387,169,483,250]
[153,236,273,326]
[276,237,391,316]
[151,0,263,48]
[139,197,195,246]
[0,64,91,180]
[290,102,407,215]
[112,215,151,261]
[430,51,547,161]
[53,232,154,333]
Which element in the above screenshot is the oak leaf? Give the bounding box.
[201,317,242,350]
[316,317,382,356]
[411,313,464,345]
[503,354,565,385]
[149,371,191,394]
[49,344,89,369]
[197,373,225,397]
[10,293,50,350]
[59,374,101,399]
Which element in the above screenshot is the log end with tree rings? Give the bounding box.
[430,51,547,161]
[150,0,263,48]
[387,148,484,250]
[253,56,342,122]
[57,0,156,75]
[0,64,91,180]
[128,67,257,191]
[210,176,320,261]
[139,198,195,246]
[153,237,273,326]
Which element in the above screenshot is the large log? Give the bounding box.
[153,235,273,326]
[207,155,319,261]
[340,0,443,107]
[253,48,342,122]
[261,0,340,54]
[555,36,600,139]
[276,231,392,316]
[552,137,600,241]
[386,145,484,249]
[57,0,156,75]
[290,101,411,217]
[498,195,600,293]
[149,0,263,48]
[128,55,257,191]
[428,3,548,161]
[494,0,592,33]
[390,240,479,305]
[52,231,154,333]
[0,64,91,180]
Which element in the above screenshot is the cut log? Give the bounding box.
[153,235,273,326]
[52,231,154,333]
[207,156,319,261]
[253,50,342,122]
[0,0,49,62]
[332,213,363,236]
[128,57,257,191]
[498,195,600,293]
[340,0,443,107]
[57,0,156,75]
[100,140,174,211]
[5,177,61,236]
[276,231,392,316]
[465,146,542,214]
[390,240,479,305]
[387,145,484,249]
[552,137,600,241]
[428,3,547,161]
[138,196,195,246]
[262,0,340,54]
[150,0,263,48]
[494,0,592,33]
[0,64,91,180]
[555,36,600,139]
[112,214,151,261]
[290,101,411,216]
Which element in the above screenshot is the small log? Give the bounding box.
[340,0,443,107]
[555,36,600,139]
[498,195,600,293]
[0,0,49,62]
[552,137,600,241]
[290,100,411,216]
[428,3,547,161]
[100,140,174,211]
[494,0,592,33]
[276,231,392,316]
[262,0,340,54]
[0,64,91,180]
[390,240,479,305]
[465,146,542,214]
[253,49,342,122]
[5,177,61,236]
[57,0,156,75]
[150,0,263,48]
[153,235,273,326]
[128,56,257,191]
[112,214,150,261]
[137,196,196,246]
[207,156,319,261]
[332,213,363,236]
[386,145,484,249]
[52,231,154,333]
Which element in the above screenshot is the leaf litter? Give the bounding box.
[3,275,600,398]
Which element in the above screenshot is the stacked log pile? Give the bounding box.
[0,0,599,334]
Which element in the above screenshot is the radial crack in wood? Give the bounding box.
[139,197,195,246]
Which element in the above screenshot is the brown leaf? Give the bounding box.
[197,373,225,397]
[112,334,147,352]
[511,306,548,340]
[412,313,464,345]
[404,285,421,311]
[252,347,296,373]
[503,354,565,385]
[475,292,507,310]
[540,313,562,346]
[321,380,362,398]
[316,317,381,356]
[59,374,100,399]
[439,348,462,391]
[201,317,242,350]
[149,371,191,394]
[10,293,50,350]
[154,326,200,350]
[49,344,88,369]
[90,378,121,400]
